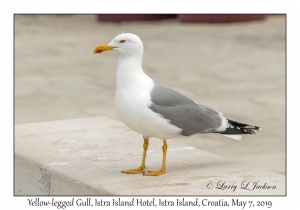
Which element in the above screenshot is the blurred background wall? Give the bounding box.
[14,14,285,174]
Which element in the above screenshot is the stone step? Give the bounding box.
[15,116,285,195]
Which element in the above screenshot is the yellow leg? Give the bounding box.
[144,140,167,176]
[121,137,149,174]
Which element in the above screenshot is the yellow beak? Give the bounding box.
[94,43,115,54]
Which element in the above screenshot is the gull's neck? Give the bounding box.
[118,55,143,73]
[116,55,153,91]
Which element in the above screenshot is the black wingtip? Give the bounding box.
[219,119,261,135]
[255,126,262,130]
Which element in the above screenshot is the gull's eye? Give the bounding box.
[120,40,126,43]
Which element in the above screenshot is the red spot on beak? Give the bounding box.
[94,44,115,54]
[94,49,103,53]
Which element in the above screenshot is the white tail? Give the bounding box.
[223,135,242,141]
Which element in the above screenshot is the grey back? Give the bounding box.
[149,83,224,136]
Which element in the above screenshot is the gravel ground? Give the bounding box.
[15,15,285,174]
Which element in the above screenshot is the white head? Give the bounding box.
[94,33,143,58]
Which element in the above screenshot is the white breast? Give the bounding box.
[114,64,182,140]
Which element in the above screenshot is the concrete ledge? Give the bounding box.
[15,116,285,195]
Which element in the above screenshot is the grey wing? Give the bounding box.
[149,83,226,136]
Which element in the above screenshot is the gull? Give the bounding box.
[94,33,261,176]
